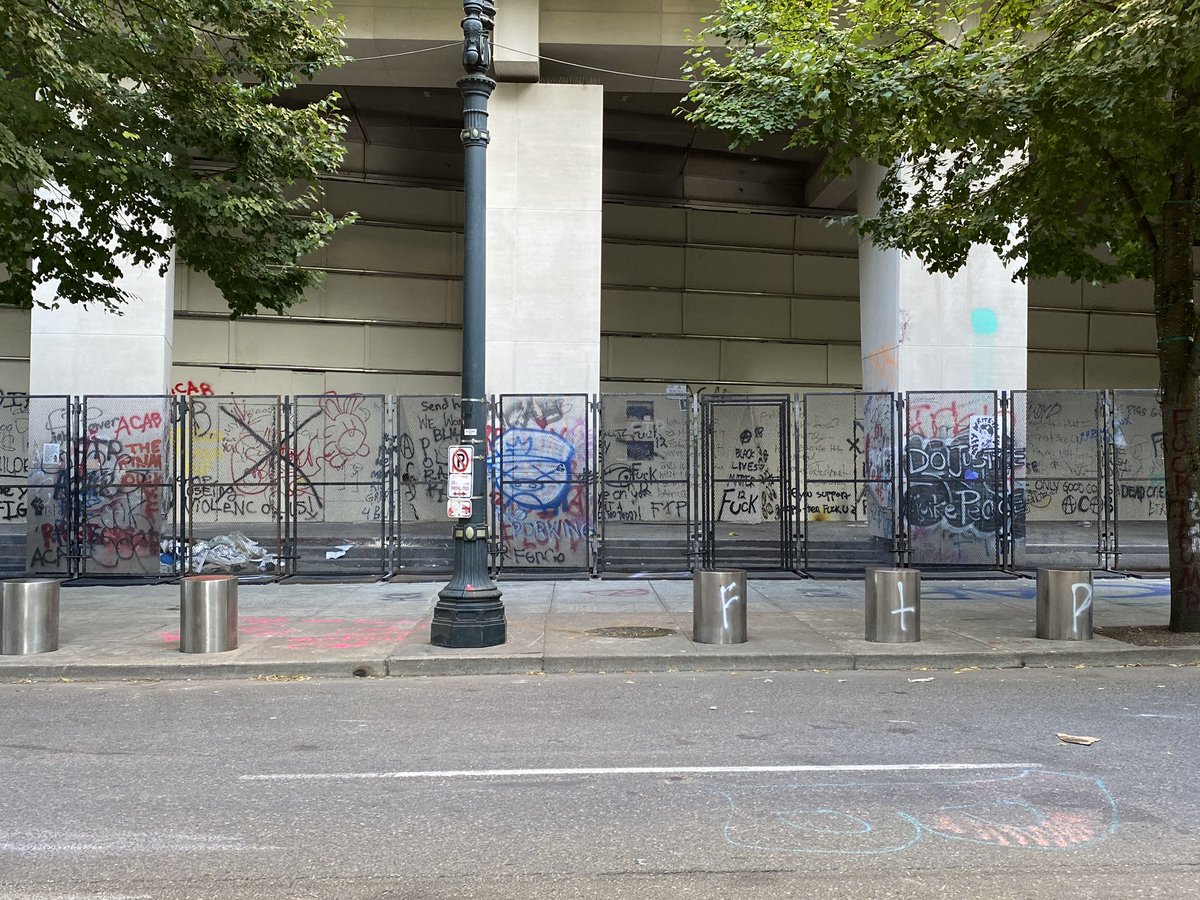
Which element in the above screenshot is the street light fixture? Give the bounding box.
[431,0,507,648]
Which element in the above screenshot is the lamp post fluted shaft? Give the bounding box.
[431,0,506,648]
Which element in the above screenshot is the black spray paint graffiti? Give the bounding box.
[396,396,462,522]
[600,399,688,523]
[905,430,1004,535]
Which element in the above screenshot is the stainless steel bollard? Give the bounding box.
[180,575,238,653]
[865,568,921,643]
[1036,568,1093,640]
[693,569,747,644]
[1,579,61,655]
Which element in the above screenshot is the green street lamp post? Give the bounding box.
[431,0,507,648]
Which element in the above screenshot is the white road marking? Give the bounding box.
[240,762,1039,783]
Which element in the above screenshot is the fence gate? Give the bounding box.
[393,395,461,574]
[1110,390,1167,571]
[18,396,73,578]
[287,394,391,577]
[903,391,1004,568]
[1012,391,1107,570]
[800,392,899,572]
[185,395,284,577]
[494,394,593,573]
[596,394,692,574]
[699,394,794,570]
[70,395,176,579]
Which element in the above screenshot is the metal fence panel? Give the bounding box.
[71,396,175,577]
[699,395,794,570]
[801,391,898,571]
[1110,390,1167,570]
[0,392,30,577]
[394,395,461,574]
[597,393,691,573]
[904,391,1003,567]
[185,396,283,576]
[1012,391,1106,569]
[494,394,592,571]
[288,394,390,576]
[24,396,74,577]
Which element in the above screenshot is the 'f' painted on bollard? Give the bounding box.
[720,582,740,630]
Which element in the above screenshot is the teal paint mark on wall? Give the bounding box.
[971,308,999,336]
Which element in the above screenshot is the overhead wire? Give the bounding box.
[342,39,705,84]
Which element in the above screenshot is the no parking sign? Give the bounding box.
[447,445,473,517]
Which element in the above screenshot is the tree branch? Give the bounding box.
[1106,151,1159,254]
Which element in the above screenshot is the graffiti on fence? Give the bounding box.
[905,395,1006,563]
[802,395,893,527]
[600,398,688,523]
[394,396,460,522]
[0,392,29,525]
[1022,394,1104,523]
[26,399,169,574]
[292,393,383,526]
[495,396,590,567]
[710,404,783,525]
[802,400,857,522]
[1112,393,1165,521]
[188,394,384,526]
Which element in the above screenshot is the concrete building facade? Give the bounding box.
[13,0,1166,400]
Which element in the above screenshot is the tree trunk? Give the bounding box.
[1156,163,1200,631]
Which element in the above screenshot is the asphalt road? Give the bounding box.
[2,666,1199,899]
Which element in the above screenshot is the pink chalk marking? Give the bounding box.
[932,811,1097,849]
[159,616,419,649]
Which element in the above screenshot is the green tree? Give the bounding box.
[0,0,352,317]
[685,0,1200,630]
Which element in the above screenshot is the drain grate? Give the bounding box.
[586,626,675,639]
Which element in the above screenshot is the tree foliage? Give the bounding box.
[0,0,353,316]
[687,0,1200,629]
[684,0,1199,286]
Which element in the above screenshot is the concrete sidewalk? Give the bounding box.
[0,576,1196,682]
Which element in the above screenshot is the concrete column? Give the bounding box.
[486,82,603,397]
[857,164,1027,392]
[29,252,174,397]
[493,0,539,82]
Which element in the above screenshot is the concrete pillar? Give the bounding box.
[486,82,604,397]
[493,0,540,82]
[857,164,1027,392]
[29,251,174,396]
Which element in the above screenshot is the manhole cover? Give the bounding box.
[585,626,675,639]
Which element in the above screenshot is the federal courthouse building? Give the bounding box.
[1,2,1185,580]
[7,0,1166,400]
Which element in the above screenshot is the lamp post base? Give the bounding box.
[432,539,506,648]
[430,591,507,648]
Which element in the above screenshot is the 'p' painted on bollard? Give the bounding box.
[1036,568,1093,640]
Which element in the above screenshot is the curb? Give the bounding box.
[0,659,387,683]
[2,648,1198,684]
